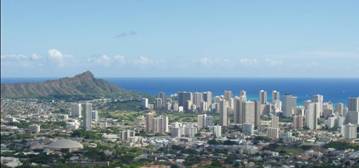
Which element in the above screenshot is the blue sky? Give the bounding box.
[1,0,359,77]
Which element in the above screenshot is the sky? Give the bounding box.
[1,0,359,78]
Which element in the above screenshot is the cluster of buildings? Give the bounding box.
[143,90,359,141]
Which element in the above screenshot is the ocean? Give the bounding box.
[2,78,359,105]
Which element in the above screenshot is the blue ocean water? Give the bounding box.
[2,78,359,105]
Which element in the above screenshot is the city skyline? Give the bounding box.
[2,0,359,78]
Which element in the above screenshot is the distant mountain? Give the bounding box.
[1,71,129,99]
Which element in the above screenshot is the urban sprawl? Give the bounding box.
[1,90,359,167]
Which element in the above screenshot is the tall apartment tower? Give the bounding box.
[293,115,304,129]
[305,101,319,130]
[312,94,324,117]
[154,115,169,134]
[224,90,233,100]
[243,101,256,126]
[282,94,297,117]
[272,90,282,113]
[203,91,213,107]
[71,103,82,118]
[219,99,229,127]
[272,90,280,102]
[343,123,357,140]
[348,97,359,112]
[234,97,243,124]
[83,102,93,131]
[271,115,279,128]
[193,92,203,108]
[259,90,267,105]
[145,112,156,132]
[178,91,193,111]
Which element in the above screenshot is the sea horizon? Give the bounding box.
[2,77,359,105]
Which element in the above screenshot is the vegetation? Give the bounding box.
[71,129,102,140]
[324,141,359,150]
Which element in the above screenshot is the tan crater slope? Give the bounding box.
[1,71,123,99]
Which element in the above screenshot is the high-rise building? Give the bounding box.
[335,103,345,116]
[234,97,243,124]
[178,91,192,111]
[224,90,233,100]
[203,91,213,107]
[71,103,82,118]
[272,90,281,113]
[197,114,207,129]
[312,94,324,117]
[183,123,198,138]
[213,125,222,137]
[155,98,163,110]
[272,90,280,102]
[346,111,359,125]
[83,102,93,131]
[343,123,357,139]
[240,90,247,100]
[219,99,229,126]
[259,90,267,105]
[243,101,256,126]
[348,97,359,112]
[145,112,156,132]
[193,92,203,109]
[154,115,169,134]
[305,101,319,130]
[142,98,149,109]
[282,95,297,117]
[271,115,279,128]
[267,127,280,139]
[92,110,98,122]
[158,91,166,102]
[293,115,304,129]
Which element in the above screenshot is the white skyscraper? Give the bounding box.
[312,94,324,117]
[142,98,149,109]
[154,115,169,134]
[305,101,319,130]
[282,95,297,117]
[224,90,233,100]
[197,114,207,129]
[234,97,243,124]
[92,110,98,122]
[145,112,156,132]
[343,123,357,139]
[219,99,228,126]
[193,92,203,110]
[71,103,82,118]
[259,90,267,105]
[272,90,280,102]
[348,97,359,112]
[83,102,93,131]
[272,90,282,113]
[213,125,222,137]
[271,115,279,128]
[243,101,256,126]
[203,91,213,108]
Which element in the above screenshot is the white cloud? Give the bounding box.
[133,56,156,65]
[1,54,27,62]
[48,49,65,66]
[30,53,41,61]
[265,58,283,66]
[239,58,257,65]
[198,57,230,66]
